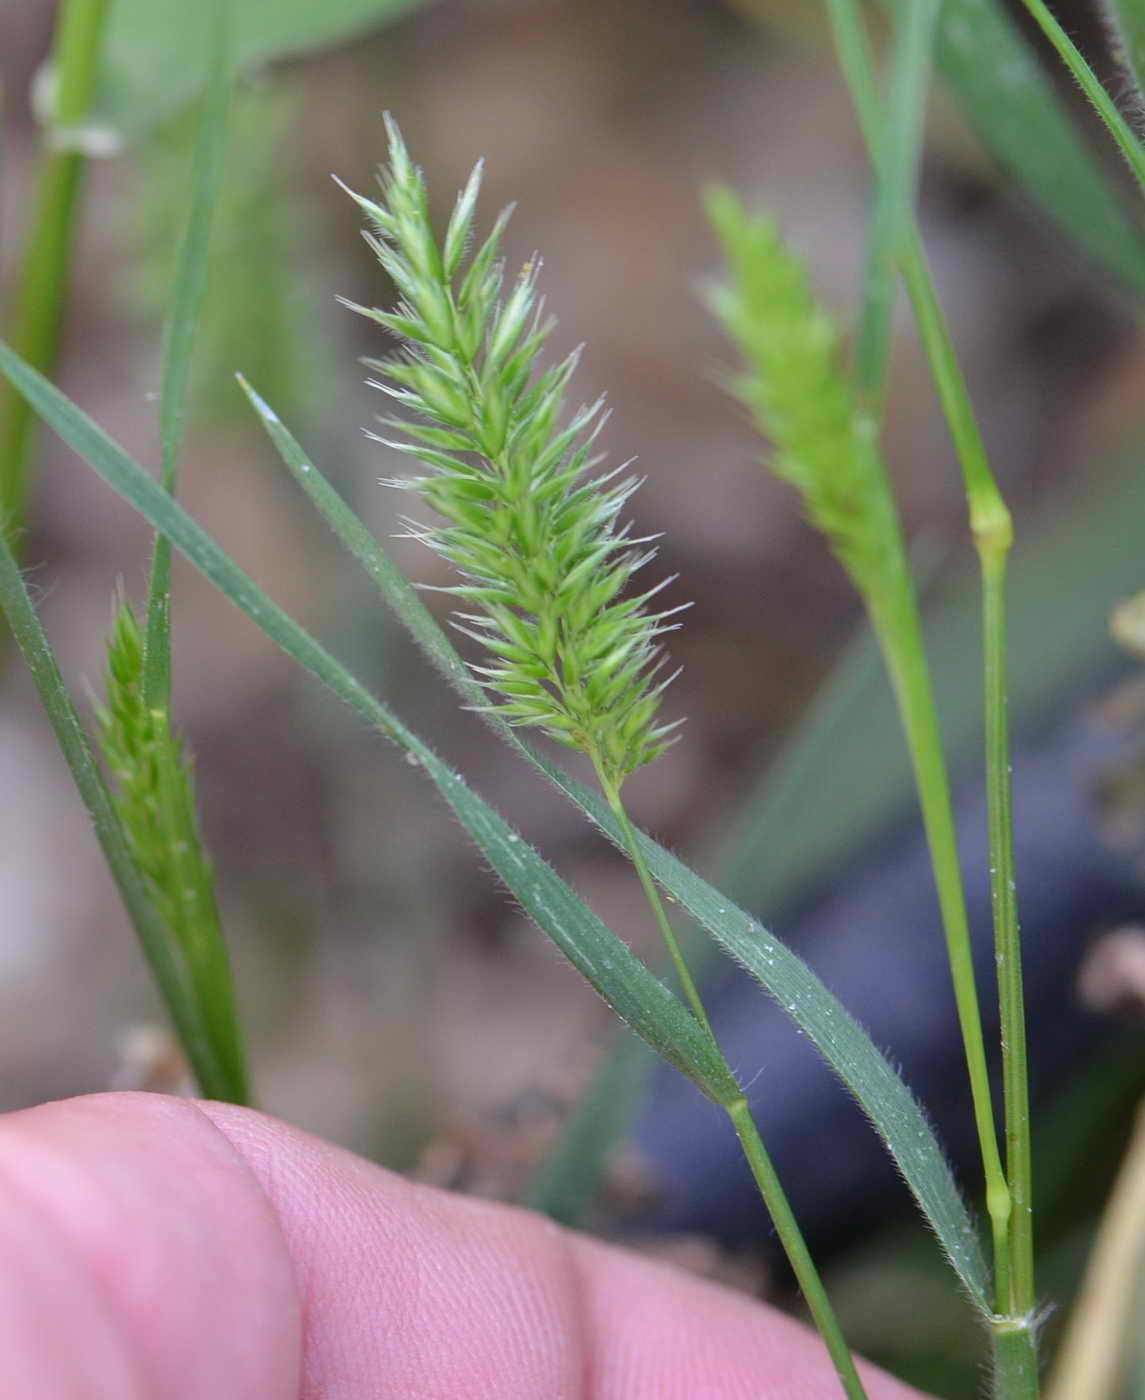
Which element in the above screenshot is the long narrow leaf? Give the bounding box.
[855,0,940,399]
[144,0,231,708]
[237,380,991,1311]
[1016,0,1145,199]
[880,0,1145,291]
[0,341,738,1112]
[100,0,432,139]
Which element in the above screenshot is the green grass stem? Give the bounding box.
[727,1096,869,1398]
[826,1,1039,1351]
[1017,0,1145,199]
[853,0,940,403]
[237,374,990,1313]
[0,0,111,547]
[599,773,715,1038]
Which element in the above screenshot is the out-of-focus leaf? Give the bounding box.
[98,0,431,138]
[129,87,317,431]
[880,0,1145,292]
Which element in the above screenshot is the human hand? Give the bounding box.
[0,1092,924,1398]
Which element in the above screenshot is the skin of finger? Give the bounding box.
[201,1097,927,1400]
[0,1093,926,1399]
[0,1092,301,1400]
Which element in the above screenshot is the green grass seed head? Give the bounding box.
[95,597,220,953]
[341,118,684,787]
[706,187,894,600]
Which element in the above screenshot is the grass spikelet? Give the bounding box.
[706,187,900,603]
[340,117,683,789]
[95,596,248,1097]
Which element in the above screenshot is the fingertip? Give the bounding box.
[0,1092,301,1400]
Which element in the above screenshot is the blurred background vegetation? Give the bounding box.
[4,1,1145,1392]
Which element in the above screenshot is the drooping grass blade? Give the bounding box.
[236,377,991,1311]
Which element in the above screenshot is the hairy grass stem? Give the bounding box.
[238,371,990,1313]
[708,189,1013,1326]
[824,0,1037,1360]
[341,118,866,1396]
[1017,0,1145,198]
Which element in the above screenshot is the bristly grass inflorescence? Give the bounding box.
[339,118,683,790]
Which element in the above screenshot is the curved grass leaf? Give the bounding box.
[236,381,991,1312]
[880,0,1145,292]
[99,0,431,140]
[0,340,737,1113]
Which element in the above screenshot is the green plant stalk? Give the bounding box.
[237,373,992,1313]
[1017,0,1145,198]
[601,769,865,1398]
[980,533,1033,1300]
[853,0,939,403]
[868,573,1011,1294]
[726,1096,869,1399]
[826,0,1037,1334]
[992,1316,1040,1400]
[598,771,715,1038]
[903,231,1036,1327]
[0,0,111,543]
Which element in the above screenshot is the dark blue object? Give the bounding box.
[635,704,1145,1253]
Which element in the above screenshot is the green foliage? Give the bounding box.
[0,339,738,1109]
[130,87,315,433]
[99,0,432,139]
[343,120,683,787]
[239,377,990,1311]
[879,0,1145,293]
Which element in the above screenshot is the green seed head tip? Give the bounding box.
[95,599,221,952]
[340,120,684,787]
[708,188,891,597]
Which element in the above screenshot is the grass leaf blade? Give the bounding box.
[855,0,940,400]
[144,0,231,710]
[1015,0,1145,199]
[239,384,989,1308]
[879,0,1145,291]
[0,340,738,1111]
